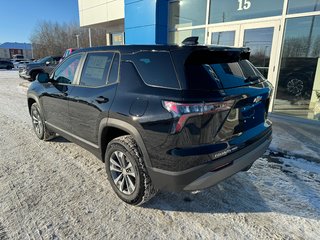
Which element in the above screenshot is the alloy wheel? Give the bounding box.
[32,108,43,136]
[109,151,137,195]
[287,78,304,97]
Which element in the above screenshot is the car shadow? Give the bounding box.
[144,173,271,214]
[143,157,320,220]
[50,136,70,143]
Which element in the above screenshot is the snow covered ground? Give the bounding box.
[0,70,319,239]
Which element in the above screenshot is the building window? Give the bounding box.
[169,0,207,29]
[209,0,283,24]
[287,0,320,14]
[169,28,205,45]
[274,16,320,121]
[211,31,235,46]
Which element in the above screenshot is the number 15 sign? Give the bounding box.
[238,0,252,11]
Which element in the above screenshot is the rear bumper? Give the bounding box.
[147,130,271,191]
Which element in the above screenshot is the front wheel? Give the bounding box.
[30,71,40,81]
[105,135,157,205]
[30,103,56,140]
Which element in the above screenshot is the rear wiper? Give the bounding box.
[244,76,262,83]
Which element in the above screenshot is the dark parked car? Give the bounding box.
[27,40,272,205]
[19,56,61,81]
[0,60,14,70]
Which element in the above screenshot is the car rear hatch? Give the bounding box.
[167,47,272,158]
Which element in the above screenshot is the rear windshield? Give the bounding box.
[131,51,180,89]
[186,60,264,90]
[173,49,264,90]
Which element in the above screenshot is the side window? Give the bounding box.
[53,54,82,84]
[131,51,180,89]
[80,52,113,87]
[108,53,120,85]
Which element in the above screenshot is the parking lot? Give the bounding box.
[0,70,319,239]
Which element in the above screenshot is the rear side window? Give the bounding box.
[108,53,120,85]
[80,52,113,87]
[131,51,180,89]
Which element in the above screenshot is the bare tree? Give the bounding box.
[30,21,108,59]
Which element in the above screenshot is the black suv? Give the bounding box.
[0,60,14,70]
[27,42,272,205]
[19,56,61,81]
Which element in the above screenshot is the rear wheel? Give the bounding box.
[105,135,157,205]
[30,103,56,140]
[6,65,12,70]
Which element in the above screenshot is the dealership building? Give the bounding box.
[78,0,320,121]
[0,42,32,60]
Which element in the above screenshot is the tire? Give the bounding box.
[30,71,40,81]
[105,135,157,205]
[30,103,56,141]
[6,65,12,70]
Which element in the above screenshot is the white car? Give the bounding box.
[13,60,31,69]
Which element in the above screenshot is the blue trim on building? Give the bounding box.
[124,0,169,44]
[0,42,32,50]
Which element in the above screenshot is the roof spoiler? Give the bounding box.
[182,36,199,46]
[185,48,251,64]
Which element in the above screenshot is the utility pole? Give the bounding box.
[76,34,80,48]
[89,28,92,47]
[31,43,34,59]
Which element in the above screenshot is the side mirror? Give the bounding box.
[45,61,50,66]
[36,72,50,83]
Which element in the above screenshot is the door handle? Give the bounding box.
[95,96,109,103]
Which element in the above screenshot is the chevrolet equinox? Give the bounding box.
[27,38,272,205]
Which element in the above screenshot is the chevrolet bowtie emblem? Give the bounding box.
[253,96,263,103]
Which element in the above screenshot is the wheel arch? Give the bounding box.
[99,118,152,168]
[27,95,41,115]
[29,69,44,80]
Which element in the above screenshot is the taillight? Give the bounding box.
[162,100,234,133]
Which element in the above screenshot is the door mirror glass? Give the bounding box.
[45,61,50,66]
[37,72,50,83]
